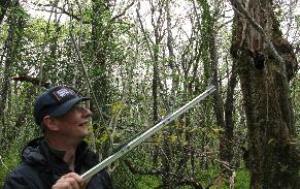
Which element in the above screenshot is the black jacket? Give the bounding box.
[3,138,113,189]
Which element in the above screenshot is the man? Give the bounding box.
[4,86,113,189]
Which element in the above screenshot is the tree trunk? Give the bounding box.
[197,0,237,179]
[0,1,25,120]
[230,0,300,188]
[91,0,111,122]
[0,0,11,25]
[90,0,113,158]
[0,1,26,150]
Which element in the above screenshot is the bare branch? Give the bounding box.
[176,177,204,189]
[124,159,161,175]
[70,35,110,120]
[37,4,88,24]
[111,0,135,21]
[136,1,154,56]
[217,19,233,29]
[12,75,50,88]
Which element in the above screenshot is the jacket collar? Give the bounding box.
[21,137,96,171]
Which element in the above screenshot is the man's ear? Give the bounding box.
[42,115,59,131]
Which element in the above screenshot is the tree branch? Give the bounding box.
[37,4,88,24]
[176,177,204,189]
[12,75,50,88]
[124,159,161,175]
[111,0,135,21]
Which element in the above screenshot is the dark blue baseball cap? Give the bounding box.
[34,86,90,126]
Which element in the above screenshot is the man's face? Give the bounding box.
[53,102,92,142]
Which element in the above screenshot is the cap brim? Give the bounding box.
[50,97,90,117]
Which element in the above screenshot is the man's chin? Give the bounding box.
[79,130,90,138]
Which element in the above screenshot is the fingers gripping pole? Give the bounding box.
[81,85,216,181]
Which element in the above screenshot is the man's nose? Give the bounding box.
[82,107,93,118]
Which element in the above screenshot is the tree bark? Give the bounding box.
[90,0,114,158]
[0,1,26,150]
[230,0,300,188]
[91,0,111,122]
[0,1,25,120]
[197,0,237,179]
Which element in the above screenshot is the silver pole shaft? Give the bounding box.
[81,85,216,181]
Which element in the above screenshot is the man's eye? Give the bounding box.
[74,102,87,109]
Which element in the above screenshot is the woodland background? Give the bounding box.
[0,0,300,188]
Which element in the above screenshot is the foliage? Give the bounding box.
[0,124,37,187]
[0,0,299,188]
[111,161,140,189]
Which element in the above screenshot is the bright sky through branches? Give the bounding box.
[22,0,300,49]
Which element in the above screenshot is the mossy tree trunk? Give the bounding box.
[230,0,300,188]
[90,0,114,158]
[0,1,27,150]
[198,0,238,179]
[91,0,112,123]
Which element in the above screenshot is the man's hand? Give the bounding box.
[52,172,86,189]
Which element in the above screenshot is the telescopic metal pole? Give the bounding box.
[81,85,216,181]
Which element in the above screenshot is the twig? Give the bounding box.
[136,1,155,57]
[214,158,233,171]
[36,5,87,23]
[39,1,135,24]
[111,0,135,21]
[70,35,110,121]
[176,177,204,189]
[12,75,50,88]
[124,159,161,175]
[0,155,8,170]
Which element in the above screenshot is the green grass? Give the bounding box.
[221,168,250,189]
[136,166,250,189]
[232,168,250,189]
[137,175,160,189]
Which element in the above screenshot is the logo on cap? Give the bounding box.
[52,88,76,101]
